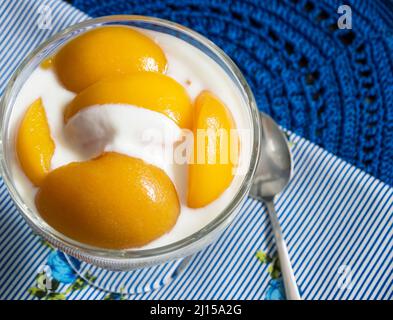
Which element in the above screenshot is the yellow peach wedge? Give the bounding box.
[16,98,55,186]
[64,72,193,129]
[54,26,167,92]
[35,152,180,249]
[187,91,238,208]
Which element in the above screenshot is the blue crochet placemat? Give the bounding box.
[0,0,392,300]
[71,0,393,186]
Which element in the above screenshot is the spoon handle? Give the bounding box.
[265,200,301,300]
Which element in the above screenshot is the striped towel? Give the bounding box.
[0,0,392,300]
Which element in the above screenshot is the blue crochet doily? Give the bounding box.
[71,0,393,185]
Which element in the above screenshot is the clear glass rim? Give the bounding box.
[0,15,261,262]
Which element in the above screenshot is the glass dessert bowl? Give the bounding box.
[0,16,260,271]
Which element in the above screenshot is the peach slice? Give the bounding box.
[187,91,238,208]
[35,152,180,249]
[54,26,167,92]
[64,72,193,128]
[16,98,55,186]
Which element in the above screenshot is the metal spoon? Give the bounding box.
[250,112,301,300]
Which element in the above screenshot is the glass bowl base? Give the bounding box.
[64,254,191,296]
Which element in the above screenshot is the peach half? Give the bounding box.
[64,72,193,129]
[35,152,180,249]
[54,26,167,92]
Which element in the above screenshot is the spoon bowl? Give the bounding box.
[250,113,292,200]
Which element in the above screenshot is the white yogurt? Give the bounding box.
[9,29,252,249]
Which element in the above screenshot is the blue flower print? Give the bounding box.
[265,278,285,300]
[46,251,81,284]
[256,250,287,300]
[29,244,96,299]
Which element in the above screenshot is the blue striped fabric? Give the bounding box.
[0,0,392,300]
